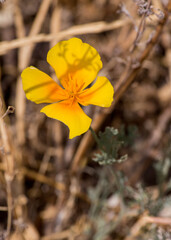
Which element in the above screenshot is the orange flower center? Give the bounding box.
[64,74,85,104]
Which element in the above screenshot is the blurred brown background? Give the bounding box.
[0,0,171,239]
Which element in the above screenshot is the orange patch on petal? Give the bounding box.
[21,66,68,104]
[78,76,114,107]
[40,100,92,139]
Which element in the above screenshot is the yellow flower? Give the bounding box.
[21,38,114,139]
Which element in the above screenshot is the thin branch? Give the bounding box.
[0,19,131,55]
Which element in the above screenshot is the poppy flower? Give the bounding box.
[21,38,114,139]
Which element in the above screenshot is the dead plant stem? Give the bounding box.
[0,19,131,55]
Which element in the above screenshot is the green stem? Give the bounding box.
[89,126,101,147]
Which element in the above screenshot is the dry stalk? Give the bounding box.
[21,167,66,192]
[124,212,171,240]
[31,150,55,194]
[143,216,171,225]
[0,104,15,236]
[130,0,152,52]
[13,0,26,149]
[0,161,89,202]
[15,0,52,147]
[158,49,171,103]
[0,206,8,211]
[41,216,86,240]
[49,0,64,169]
[0,19,131,55]
[12,0,53,232]
[124,211,149,240]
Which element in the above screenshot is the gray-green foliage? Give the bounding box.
[148,227,171,240]
[154,154,171,196]
[88,127,171,239]
[92,125,137,165]
[126,183,170,216]
[87,169,123,240]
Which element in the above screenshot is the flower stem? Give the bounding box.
[89,126,101,147]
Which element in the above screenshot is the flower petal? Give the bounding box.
[40,100,92,139]
[21,66,68,104]
[78,76,114,107]
[47,38,102,90]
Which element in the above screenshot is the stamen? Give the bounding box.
[77,82,85,93]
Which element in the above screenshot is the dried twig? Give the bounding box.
[143,216,171,225]
[0,206,8,211]
[0,19,131,55]
[0,103,15,236]
[124,212,171,240]
[15,0,52,147]
[49,0,64,169]
[21,167,66,192]
[41,216,86,240]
